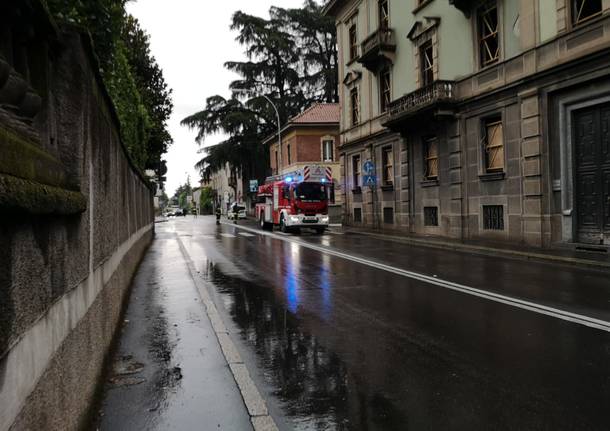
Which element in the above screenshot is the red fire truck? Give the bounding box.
[256,172,330,234]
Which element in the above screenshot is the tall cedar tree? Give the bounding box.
[181,1,337,194]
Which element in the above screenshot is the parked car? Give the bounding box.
[227,203,247,220]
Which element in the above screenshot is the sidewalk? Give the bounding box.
[332,225,610,271]
[95,227,275,430]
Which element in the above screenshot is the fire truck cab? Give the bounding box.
[256,174,330,234]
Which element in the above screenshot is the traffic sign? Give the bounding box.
[363,175,376,187]
[363,160,375,176]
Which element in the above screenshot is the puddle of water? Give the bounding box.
[206,262,406,430]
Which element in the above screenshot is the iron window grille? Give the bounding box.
[478,1,500,68]
[572,0,602,25]
[420,40,434,87]
[382,146,393,185]
[379,0,389,29]
[383,207,394,224]
[351,87,360,126]
[483,205,504,230]
[352,154,361,187]
[424,207,439,226]
[349,24,358,60]
[423,136,439,180]
[483,118,504,172]
[380,68,392,113]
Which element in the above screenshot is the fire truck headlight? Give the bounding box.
[289,215,300,223]
[320,216,329,223]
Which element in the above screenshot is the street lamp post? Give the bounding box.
[234,90,282,176]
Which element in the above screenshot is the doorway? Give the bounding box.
[573,103,610,244]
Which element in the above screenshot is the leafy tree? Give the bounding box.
[47,0,173,178]
[274,0,338,103]
[172,180,192,208]
[178,192,187,210]
[182,2,337,190]
[122,15,173,173]
[199,187,214,214]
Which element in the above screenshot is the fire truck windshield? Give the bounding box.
[295,183,326,202]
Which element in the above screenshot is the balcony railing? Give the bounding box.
[386,80,457,123]
[358,27,396,71]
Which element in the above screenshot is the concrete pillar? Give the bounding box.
[399,135,410,227]
[519,89,544,247]
[447,119,463,239]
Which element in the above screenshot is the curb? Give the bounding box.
[176,236,279,431]
[339,229,610,271]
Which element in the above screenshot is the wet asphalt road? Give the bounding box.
[102,215,610,430]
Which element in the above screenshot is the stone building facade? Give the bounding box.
[324,0,610,248]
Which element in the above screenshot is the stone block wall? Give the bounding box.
[0,4,154,431]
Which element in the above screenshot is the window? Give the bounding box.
[382,147,393,185]
[379,0,389,29]
[352,154,361,187]
[350,87,360,126]
[354,207,362,222]
[295,183,327,202]
[349,24,358,61]
[328,183,336,204]
[483,118,504,172]
[424,207,439,226]
[419,40,434,87]
[423,137,439,180]
[483,205,504,230]
[572,0,602,25]
[322,139,334,161]
[283,185,291,200]
[380,68,391,113]
[383,207,394,224]
[287,144,291,165]
[478,1,500,68]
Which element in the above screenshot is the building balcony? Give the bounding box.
[383,80,458,130]
[358,27,396,71]
[448,0,475,17]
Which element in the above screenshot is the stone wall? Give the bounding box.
[0,3,154,430]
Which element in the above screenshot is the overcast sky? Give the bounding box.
[127,0,305,197]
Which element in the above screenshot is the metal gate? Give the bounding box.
[573,103,610,244]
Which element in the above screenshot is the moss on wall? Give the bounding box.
[0,173,86,215]
[0,126,69,188]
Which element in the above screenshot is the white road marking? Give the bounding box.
[238,232,256,237]
[221,233,236,238]
[228,223,610,333]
